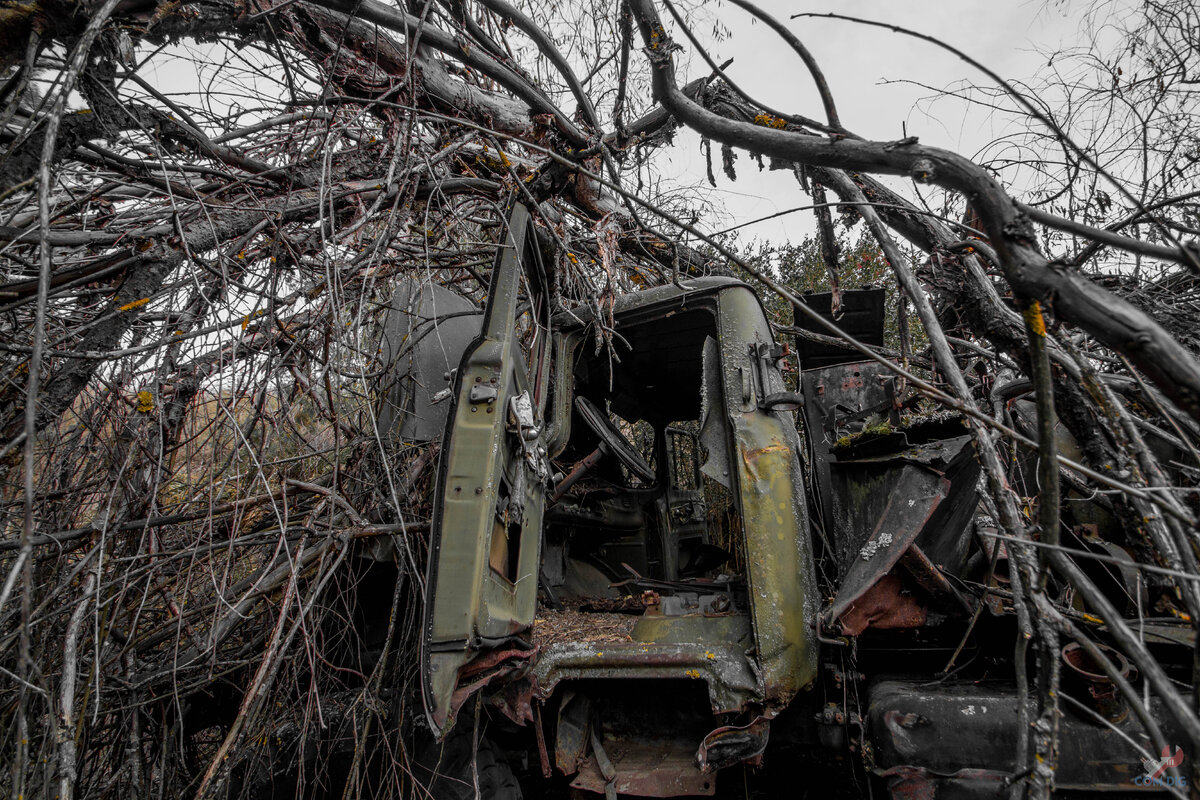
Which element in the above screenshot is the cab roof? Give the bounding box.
[551,275,749,330]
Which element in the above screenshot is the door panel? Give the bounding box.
[422,203,550,735]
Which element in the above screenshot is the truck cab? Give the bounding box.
[402,204,1195,798]
[419,204,817,795]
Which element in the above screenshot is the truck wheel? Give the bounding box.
[418,733,523,800]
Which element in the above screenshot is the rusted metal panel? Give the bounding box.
[801,341,982,615]
[696,715,770,772]
[836,574,928,636]
[827,434,978,575]
[445,648,537,728]
[571,747,716,797]
[531,641,759,715]
[826,465,948,627]
[899,544,970,613]
[801,357,981,634]
[555,690,592,775]
[533,702,553,778]
[800,360,897,538]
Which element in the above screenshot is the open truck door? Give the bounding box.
[422,204,552,736]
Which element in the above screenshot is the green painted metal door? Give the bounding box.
[421,203,551,736]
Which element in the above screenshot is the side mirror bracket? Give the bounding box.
[759,391,805,412]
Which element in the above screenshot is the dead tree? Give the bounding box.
[0,0,1196,797]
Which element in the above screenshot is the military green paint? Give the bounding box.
[631,612,752,646]
[426,270,818,734]
[546,278,819,710]
[716,286,819,709]
[421,204,549,736]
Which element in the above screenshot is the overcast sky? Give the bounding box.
[137,0,1093,248]
[651,0,1085,244]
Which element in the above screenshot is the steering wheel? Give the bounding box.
[574,396,657,484]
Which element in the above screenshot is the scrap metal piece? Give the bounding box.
[444,647,538,732]
[827,467,948,627]
[571,743,717,798]
[533,703,553,778]
[869,678,1194,794]
[696,715,770,772]
[800,360,896,537]
[555,690,592,775]
[589,722,619,800]
[836,575,927,636]
[899,544,972,614]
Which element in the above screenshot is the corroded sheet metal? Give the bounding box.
[571,746,716,797]
[421,203,550,737]
[696,715,770,772]
[836,575,928,635]
[800,360,896,535]
[446,648,536,727]
[531,641,759,715]
[555,690,592,775]
[717,286,820,708]
[827,466,948,625]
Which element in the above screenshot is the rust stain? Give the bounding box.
[741,443,789,467]
[837,574,927,635]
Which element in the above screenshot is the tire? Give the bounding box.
[417,732,523,800]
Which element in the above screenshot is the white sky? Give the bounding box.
[651,0,1084,244]
[128,0,1091,249]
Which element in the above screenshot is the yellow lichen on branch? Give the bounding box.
[1023,300,1047,338]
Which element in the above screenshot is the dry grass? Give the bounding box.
[532,609,640,647]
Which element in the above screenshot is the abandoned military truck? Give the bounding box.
[377,204,1195,798]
